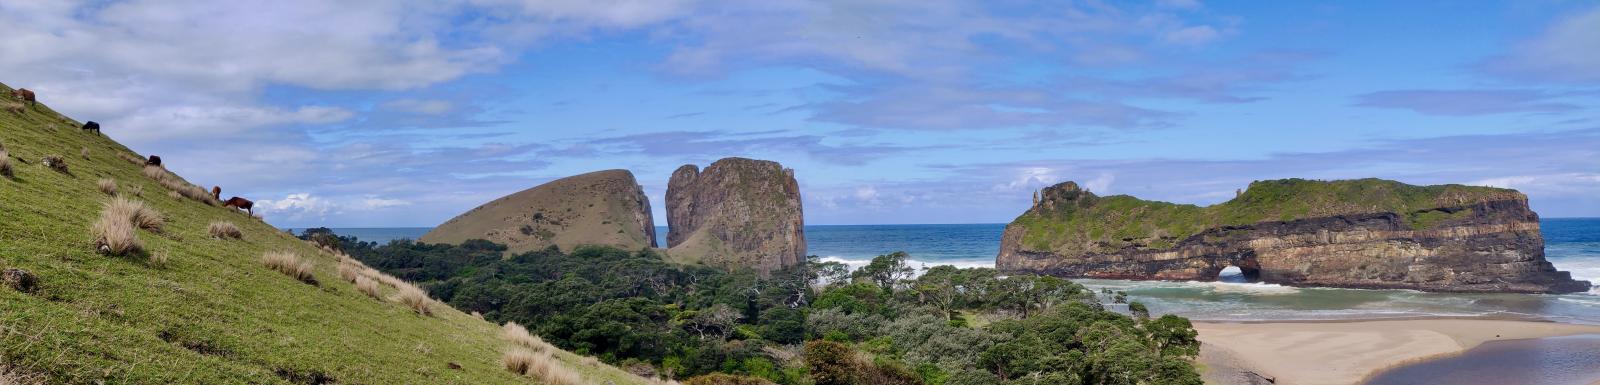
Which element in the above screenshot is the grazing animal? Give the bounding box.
[12,89,35,105]
[224,196,254,215]
[82,121,100,134]
[145,155,162,167]
[211,186,221,201]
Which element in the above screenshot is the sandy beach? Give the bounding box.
[1195,319,1600,385]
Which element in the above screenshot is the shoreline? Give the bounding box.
[1194,317,1600,385]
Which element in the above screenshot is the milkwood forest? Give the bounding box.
[303,228,1203,385]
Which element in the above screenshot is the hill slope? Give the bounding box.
[0,82,655,384]
[998,178,1590,293]
[420,169,656,255]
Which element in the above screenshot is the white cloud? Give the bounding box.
[360,197,413,210]
[257,193,337,222]
[1485,5,1600,83]
[1165,25,1221,46]
[381,99,455,115]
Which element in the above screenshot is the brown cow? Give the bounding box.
[223,196,254,215]
[12,89,35,105]
[211,186,221,201]
[145,155,162,167]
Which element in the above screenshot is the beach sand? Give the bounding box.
[1194,319,1600,385]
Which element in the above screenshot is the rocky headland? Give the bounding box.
[420,169,657,254]
[996,178,1591,293]
[666,157,806,275]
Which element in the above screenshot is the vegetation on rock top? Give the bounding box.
[1012,178,1522,254]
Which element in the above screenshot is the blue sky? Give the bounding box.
[3,0,1598,227]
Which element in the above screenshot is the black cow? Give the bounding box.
[82,121,100,134]
[146,155,162,167]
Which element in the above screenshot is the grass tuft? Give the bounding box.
[149,251,169,267]
[106,197,163,232]
[391,283,433,316]
[502,348,537,375]
[354,275,381,299]
[127,184,142,197]
[501,322,554,352]
[526,350,584,385]
[338,261,362,283]
[1,150,12,178]
[91,208,142,256]
[261,251,317,285]
[41,155,66,173]
[80,146,88,159]
[207,221,242,239]
[97,178,118,196]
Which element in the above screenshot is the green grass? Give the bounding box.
[0,82,654,384]
[1012,178,1523,255]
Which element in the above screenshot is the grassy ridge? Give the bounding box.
[1014,178,1521,254]
[0,82,649,384]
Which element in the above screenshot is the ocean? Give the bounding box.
[301,218,1600,324]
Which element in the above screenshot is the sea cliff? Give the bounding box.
[997,178,1591,293]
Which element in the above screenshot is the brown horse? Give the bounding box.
[12,89,34,105]
[223,196,254,215]
[211,186,221,201]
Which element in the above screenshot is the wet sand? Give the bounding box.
[1194,319,1600,385]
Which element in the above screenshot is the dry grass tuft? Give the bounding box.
[338,261,362,283]
[526,350,584,385]
[117,152,144,165]
[501,322,555,352]
[149,251,169,267]
[391,283,433,316]
[105,197,163,232]
[127,184,142,197]
[97,178,118,195]
[0,151,12,178]
[502,348,538,375]
[80,146,88,159]
[142,164,165,180]
[261,251,317,285]
[207,221,242,239]
[354,275,381,299]
[167,190,183,200]
[471,311,484,320]
[91,208,141,256]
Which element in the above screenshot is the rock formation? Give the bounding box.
[997,178,1591,294]
[421,169,656,254]
[666,157,805,274]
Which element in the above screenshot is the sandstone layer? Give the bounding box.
[997,178,1591,293]
[421,169,656,254]
[666,157,805,274]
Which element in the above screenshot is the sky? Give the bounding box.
[2,0,1598,227]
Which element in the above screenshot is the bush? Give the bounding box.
[261,251,317,285]
[207,221,242,239]
[683,373,778,385]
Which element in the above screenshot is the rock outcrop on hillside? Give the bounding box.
[997,178,1591,294]
[666,157,805,274]
[421,169,656,254]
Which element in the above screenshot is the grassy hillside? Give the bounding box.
[0,82,655,384]
[1011,178,1523,254]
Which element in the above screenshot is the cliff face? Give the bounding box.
[420,169,656,254]
[997,179,1591,294]
[666,157,805,274]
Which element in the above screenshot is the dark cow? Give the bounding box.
[211,186,221,201]
[12,89,35,105]
[82,121,100,134]
[145,155,161,167]
[224,196,254,215]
